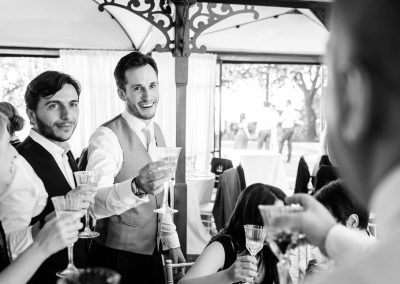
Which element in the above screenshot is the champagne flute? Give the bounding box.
[243,225,267,284]
[52,195,83,277]
[73,171,102,238]
[153,147,181,214]
[258,203,304,284]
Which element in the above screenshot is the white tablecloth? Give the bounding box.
[223,149,290,195]
[186,172,215,255]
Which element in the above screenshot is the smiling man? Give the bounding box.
[15,71,90,283]
[86,51,184,284]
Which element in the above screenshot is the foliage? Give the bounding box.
[0,57,59,108]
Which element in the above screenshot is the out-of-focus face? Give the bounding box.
[28,84,79,143]
[325,22,365,202]
[0,128,18,189]
[119,64,159,121]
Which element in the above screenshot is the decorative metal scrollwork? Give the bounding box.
[98,0,175,53]
[98,0,259,56]
[188,3,259,54]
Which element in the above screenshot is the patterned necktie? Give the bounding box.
[142,125,152,151]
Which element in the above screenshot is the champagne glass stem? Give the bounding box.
[162,180,169,208]
[84,209,90,231]
[277,257,290,284]
[68,244,74,266]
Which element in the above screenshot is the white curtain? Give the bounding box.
[186,53,216,171]
[59,49,129,156]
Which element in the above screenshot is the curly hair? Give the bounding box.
[0,102,24,136]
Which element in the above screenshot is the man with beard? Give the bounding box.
[86,51,185,284]
[270,1,400,283]
[15,71,92,283]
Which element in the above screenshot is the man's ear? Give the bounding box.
[26,108,36,126]
[117,88,127,101]
[341,67,372,143]
[346,214,359,229]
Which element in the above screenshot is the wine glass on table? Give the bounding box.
[153,147,182,214]
[258,202,304,284]
[73,170,102,238]
[51,195,83,277]
[243,225,267,284]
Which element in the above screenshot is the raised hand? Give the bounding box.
[270,194,336,254]
[135,160,173,195]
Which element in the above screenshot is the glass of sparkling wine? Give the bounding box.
[258,202,304,284]
[73,171,102,238]
[243,225,267,284]
[51,195,83,278]
[153,147,181,214]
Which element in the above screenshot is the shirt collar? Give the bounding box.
[29,129,70,157]
[370,165,400,240]
[122,110,154,134]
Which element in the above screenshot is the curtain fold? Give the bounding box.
[59,49,128,155]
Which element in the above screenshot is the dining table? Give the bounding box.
[223,149,290,195]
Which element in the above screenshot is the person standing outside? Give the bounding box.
[278,99,298,162]
[86,51,184,284]
[256,101,279,150]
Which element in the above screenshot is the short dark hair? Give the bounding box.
[114,51,158,91]
[25,71,81,111]
[314,179,369,230]
[0,102,24,136]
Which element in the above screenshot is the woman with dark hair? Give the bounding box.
[179,183,286,284]
[0,102,24,147]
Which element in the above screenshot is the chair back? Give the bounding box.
[164,259,194,284]
[212,168,242,231]
[210,157,233,189]
[294,156,310,194]
[236,163,246,191]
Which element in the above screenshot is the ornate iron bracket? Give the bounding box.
[98,0,259,56]
[188,3,258,55]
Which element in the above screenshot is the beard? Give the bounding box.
[127,103,157,120]
[36,116,76,142]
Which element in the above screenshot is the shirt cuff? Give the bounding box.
[161,231,180,250]
[10,226,34,260]
[117,179,149,205]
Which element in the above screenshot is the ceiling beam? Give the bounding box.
[196,0,332,9]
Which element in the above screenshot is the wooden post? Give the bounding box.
[173,0,190,257]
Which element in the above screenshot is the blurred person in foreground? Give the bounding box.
[179,183,286,284]
[289,180,373,283]
[0,102,24,147]
[0,112,83,283]
[271,1,400,283]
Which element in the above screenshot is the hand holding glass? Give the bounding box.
[73,171,102,238]
[51,195,83,277]
[243,225,266,284]
[258,203,304,284]
[153,147,181,214]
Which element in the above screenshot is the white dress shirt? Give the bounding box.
[87,110,180,250]
[30,129,75,188]
[308,166,400,284]
[280,106,298,129]
[0,151,48,260]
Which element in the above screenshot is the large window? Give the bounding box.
[216,62,327,189]
[0,57,60,138]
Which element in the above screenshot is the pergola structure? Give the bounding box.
[97,0,331,256]
[0,0,332,256]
